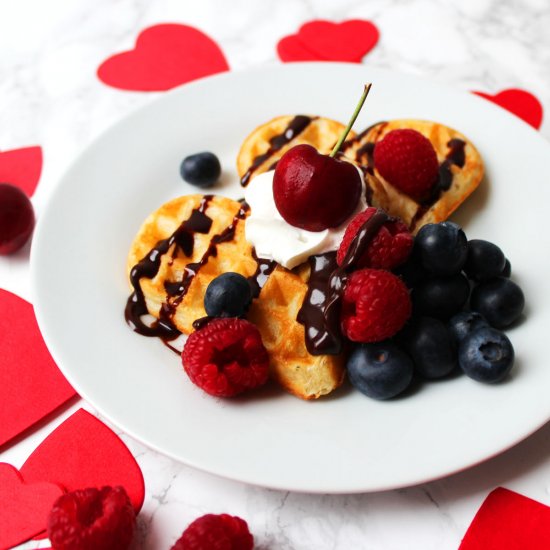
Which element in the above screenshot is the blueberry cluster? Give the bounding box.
[347,221,524,400]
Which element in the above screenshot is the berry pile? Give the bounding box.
[347,220,525,400]
[47,485,254,550]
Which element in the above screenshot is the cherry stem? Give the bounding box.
[329,83,372,158]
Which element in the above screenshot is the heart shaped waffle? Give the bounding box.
[126,194,345,399]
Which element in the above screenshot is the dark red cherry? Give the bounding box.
[0,183,35,254]
[272,144,362,231]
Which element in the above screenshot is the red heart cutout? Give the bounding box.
[97,23,230,91]
[459,488,550,549]
[0,146,42,197]
[0,463,63,549]
[21,409,145,513]
[474,89,543,129]
[0,289,76,448]
[277,19,380,63]
[277,35,325,62]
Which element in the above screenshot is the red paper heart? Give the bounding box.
[277,19,380,63]
[459,488,550,549]
[0,463,63,549]
[0,146,42,197]
[21,409,145,513]
[474,89,543,129]
[97,23,230,91]
[0,289,76,448]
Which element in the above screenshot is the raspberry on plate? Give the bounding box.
[182,318,269,397]
[341,268,411,342]
[336,207,413,270]
[373,128,439,201]
[47,486,135,550]
[171,513,254,550]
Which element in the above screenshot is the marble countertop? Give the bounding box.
[1,0,550,548]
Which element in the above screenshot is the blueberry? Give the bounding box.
[501,258,511,278]
[180,152,221,188]
[458,327,514,383]
[464,239,506,281]
[399,317,457,379]
[204,272,252,318]
[347,342,414,400]
[394,253,428,289]
[470,277,525,328]
[414,222,468,276]
[448,311,489,343]
[412,273,470,319]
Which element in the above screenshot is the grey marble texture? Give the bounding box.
[1,0,549,548]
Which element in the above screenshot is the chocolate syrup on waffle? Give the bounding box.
[298,209,391,355]
[410,138,467,231]
[161,202,250,324]
[240,115,315,187]
[248,250,276,298]
[125,195,214,340]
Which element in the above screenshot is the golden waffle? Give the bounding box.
[127,194,345,400]
[236,115,353,185]
[342,119,484,232]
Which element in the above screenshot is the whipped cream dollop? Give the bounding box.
[244,170,368,269]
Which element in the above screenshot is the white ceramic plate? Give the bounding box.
[31,63,550,493]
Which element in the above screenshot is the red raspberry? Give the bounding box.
[47,486,135,550]
[171,513,254,550]
[182,318,269,397]
[337,207,413,270]
[373,129,439,200]
[341,269,411,342]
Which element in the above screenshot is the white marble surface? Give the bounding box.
[1,0,550,548]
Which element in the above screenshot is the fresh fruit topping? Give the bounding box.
[347,342,414,399]
[171,513,254,550]
[182,318,269,397]
[273,143,362,231]
[393,252,428,289]
[458,327,515,383]
[399,317,457,379]
[373,129,439,200]
[204,272,253,318]
[470,277,525,329]
[464,239,506,281]
[273,85,371,231]
[341,269,411,343]
[47,486,136,550]
[0,183,35,255]
[412,273,470,319]
[448,311,489,343]
[180,152,221,188]
[336,207,413,269]
[414,221,468,276]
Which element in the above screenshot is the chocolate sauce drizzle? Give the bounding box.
[249,250,277,298]
[240,115,315,187]
[409,138,467,231]
[297,209,391,355]
[437,138,466,192]
[125,196,214,341]
[126,194,277,345]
